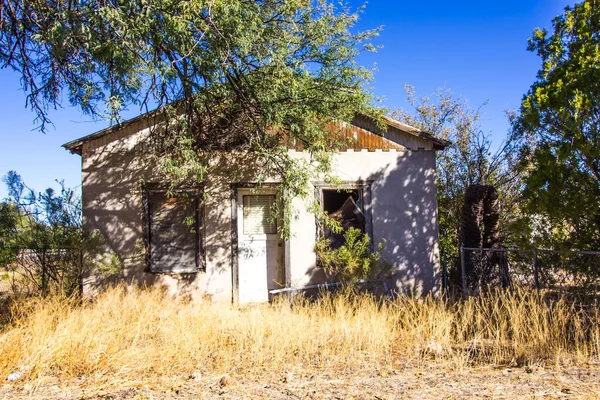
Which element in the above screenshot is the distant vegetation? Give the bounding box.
[0,172,102,296]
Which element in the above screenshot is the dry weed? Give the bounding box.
[0,286,598,385]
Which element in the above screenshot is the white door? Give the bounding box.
[237,189,284,303]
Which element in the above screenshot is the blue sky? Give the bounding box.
[0,0,575,199]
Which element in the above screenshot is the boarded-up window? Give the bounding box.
[243,195,277,235]
[322,189,366,249]
[147,190,200,273]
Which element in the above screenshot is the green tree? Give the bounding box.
[1,171,108,295]
[513,0,600,249]
[0,201,19,267]
[392,86,523,279]
[1,1,381,235]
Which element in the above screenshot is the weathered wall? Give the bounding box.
[79,120,440,301]
[287,150,440,295]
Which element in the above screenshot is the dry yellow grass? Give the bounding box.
[0,286,598,386]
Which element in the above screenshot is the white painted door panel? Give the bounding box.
[237,190,283,304]
[239,236,269,303]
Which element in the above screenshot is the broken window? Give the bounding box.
[321,188,366,249]
[144,188,202,273]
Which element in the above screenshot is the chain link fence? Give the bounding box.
[460,246,600,299]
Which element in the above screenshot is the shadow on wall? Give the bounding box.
[370,151,440,295]
[81,124,263,300]
[303,150,440,295]
[81,119,440,299]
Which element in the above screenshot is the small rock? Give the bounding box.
[426,341,445,356]
[7,372,22,382]
[282,371,293,383]
[188,371,202,380]
[219,374,236,387]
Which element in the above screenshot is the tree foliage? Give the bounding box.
[1,1,381,236]
[0,201,19,267]
[1,171,106,295]
[513,0,600,249]
[392,86,523,260]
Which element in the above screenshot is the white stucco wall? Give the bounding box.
[79,119,441,301]
[286,150,440,295]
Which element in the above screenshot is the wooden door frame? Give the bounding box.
[230,183,286,304]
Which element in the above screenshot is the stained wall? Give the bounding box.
[79,118,441,301]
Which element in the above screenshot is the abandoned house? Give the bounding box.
[63,113,447,303]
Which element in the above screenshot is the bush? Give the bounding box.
[0,171,113,296]
[315,227,391,285]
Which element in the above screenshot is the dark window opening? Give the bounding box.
[322,188,366,249]
[146,189,201,273]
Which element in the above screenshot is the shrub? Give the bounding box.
[315,227,391,285]
[1,171,116,296]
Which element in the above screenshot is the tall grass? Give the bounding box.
[0,286,598,385]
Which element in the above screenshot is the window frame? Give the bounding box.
[241,194,278,236]
[313,181,374,250]
[142,183,205,274]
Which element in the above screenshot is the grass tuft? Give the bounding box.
[0,286,598,384]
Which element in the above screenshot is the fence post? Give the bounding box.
[500,251,511,290]
[442,253,448,294]
[460,245,467,297]
[41,248,47,296]
[533,248,540,292]
[79,249,85,296]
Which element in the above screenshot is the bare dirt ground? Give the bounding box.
[2,365,599,399]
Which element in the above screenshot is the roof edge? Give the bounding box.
[62,109,450,155]
[62,107,164,155]
[379,115,450,150]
